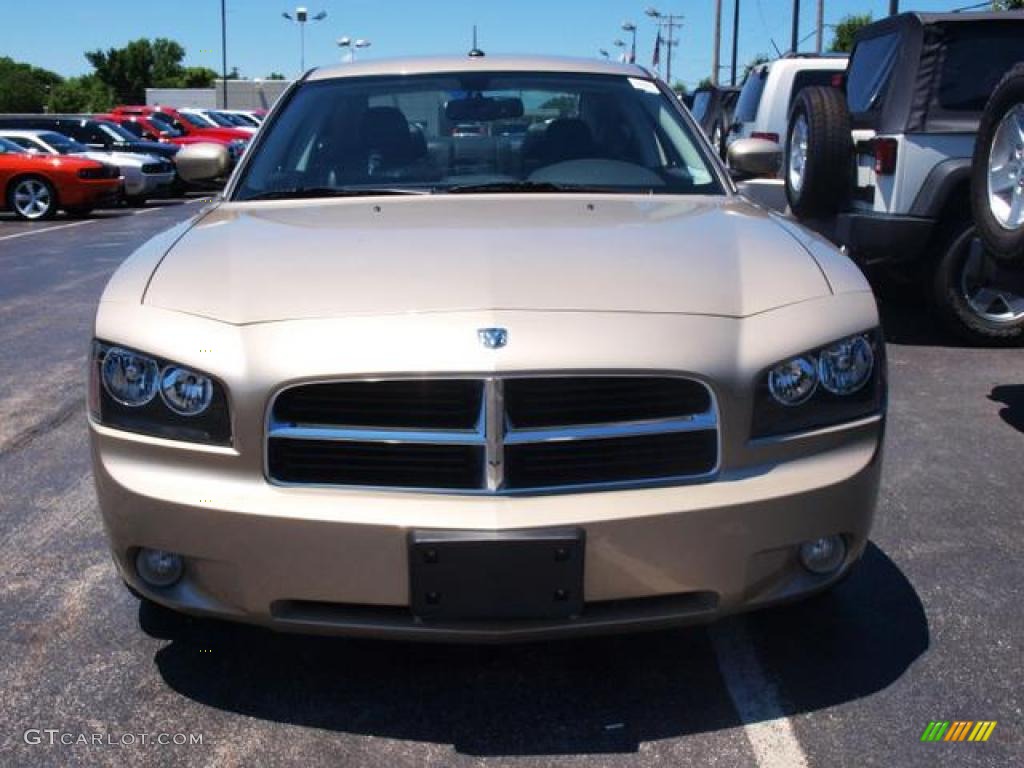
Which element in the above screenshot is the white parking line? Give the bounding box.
[711,619,810,768]
[0,219,97,242]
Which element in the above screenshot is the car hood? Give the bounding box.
[143,195,833,324]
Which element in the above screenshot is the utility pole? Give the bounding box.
[730,0,740,85]
[815,0,824,54]
[791,0,801,53]
[712,0,722,85]
[646,8,683,85]
[221,0,228,108]
[889,0,899,15]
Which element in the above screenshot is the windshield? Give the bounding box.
[97,122,135,142]
[179,111,212,128]
[0,137,27,154]
[40,131,89,154]
[144,115,184,137]
[234,71,721,200]
[211,111,248,127]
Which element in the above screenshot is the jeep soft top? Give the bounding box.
[847,12,1024,134]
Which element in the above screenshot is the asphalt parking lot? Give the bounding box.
[0,201,1021,768]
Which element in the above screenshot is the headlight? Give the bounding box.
[753,330,884,438]
[90,341,231,445]
[768,356,817,406]
[101,347,160,406]
[160,366,213,415]
[817,335,874,395]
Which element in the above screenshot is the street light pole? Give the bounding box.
[889,0,899,15]
[282,8,327,74]
[221,0,228,108]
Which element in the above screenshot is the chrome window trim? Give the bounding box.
[264,372,721,496]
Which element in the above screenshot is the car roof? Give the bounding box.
[307,54,653,82]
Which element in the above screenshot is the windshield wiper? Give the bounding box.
[444,181,625,194]
[243,187,429,201]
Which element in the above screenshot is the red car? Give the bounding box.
[0,137,121,220]
[95,113,212,148]
[111,106,251,145]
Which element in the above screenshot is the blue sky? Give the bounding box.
[2,0,980,88]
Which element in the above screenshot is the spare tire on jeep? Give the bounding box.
[785,86,852,219]
[971,63,1024,265]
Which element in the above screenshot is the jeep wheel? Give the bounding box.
[785,86,852,219]
[933,223,1024,345]
[972,63,1024,264]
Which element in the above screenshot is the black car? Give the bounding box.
[0,115,178,160]
[689,84,740,159]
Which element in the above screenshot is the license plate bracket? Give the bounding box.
[409,528,585,620]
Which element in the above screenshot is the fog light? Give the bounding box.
[135,548,184,588]
[798,535,846,575]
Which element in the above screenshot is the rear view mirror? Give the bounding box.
[445,96,524,122]
[175,142,230,182]
[727,138,782,179]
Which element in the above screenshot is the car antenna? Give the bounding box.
[468,25,485,57]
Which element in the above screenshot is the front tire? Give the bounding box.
[7,176,57,221]
[932,222,1024,345]
[971,62,1024,264]
[785,86,852,219]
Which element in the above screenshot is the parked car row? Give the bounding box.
[0,105,256,220]
[718,11,1024,346]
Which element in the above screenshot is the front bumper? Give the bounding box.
[128,170,176,198]
[92,416,881,642]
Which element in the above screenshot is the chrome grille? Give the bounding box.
[266,376,719,494]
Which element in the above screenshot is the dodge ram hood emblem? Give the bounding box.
[478,328,508,349]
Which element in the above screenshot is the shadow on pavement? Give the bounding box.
[989,385,1024,434]
[147,543,927,756]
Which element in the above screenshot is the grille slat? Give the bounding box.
[268,376,717,493]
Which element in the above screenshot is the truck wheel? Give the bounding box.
[785,86,852,219]
[932,222,1024,345]
[971,63,1024,264]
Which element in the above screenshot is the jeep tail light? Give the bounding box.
[873,138,898,175]
[751,132,780,143]
[831,73,846,89]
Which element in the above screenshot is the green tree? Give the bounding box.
[830,13,873,54]
[179,67,220,88]
[86,37,192,102]
[46,74,114,113]
[266,72,287,81]
[0,57,63,112]
[672,81,688,98]
[697,77,713,89]
[995,1,1024,8]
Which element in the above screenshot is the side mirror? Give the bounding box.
[174,142,230,182]
[727,137,782,180]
